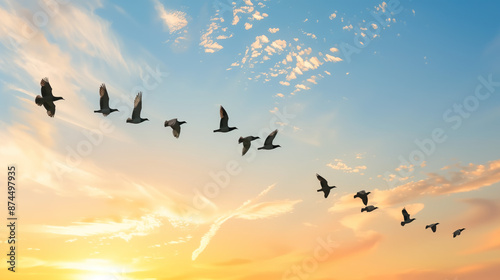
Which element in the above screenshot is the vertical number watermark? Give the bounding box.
[6,165,17,272]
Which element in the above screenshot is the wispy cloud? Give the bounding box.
[330,159,500,215]
[236,200,302,220]
[154,0,188,34]
[192,184,301,260]
[200,0,270,53]
[200,21,224,53]
[376,159,500,206]
[37,207,186,241]
[327,159,367,174]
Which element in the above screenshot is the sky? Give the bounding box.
[1,0,500,279]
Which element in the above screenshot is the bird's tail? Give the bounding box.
[35,95,44,106]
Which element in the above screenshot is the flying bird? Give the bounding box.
[315,173,336,198]
[258,129,281,150]
[164,119,186,138]
[126,92,149,124]
[213,106,237,132]
[94,83,118,116]
[354,190,371,206]
[425,223,439,233]
[453,228,465,238]
[238,136,259,156]
[401,208,416,226]
[361,205,378,212]
[35,77,64,117]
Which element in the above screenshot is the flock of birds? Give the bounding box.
[315,173,466,237]
[35,77,466,238]
[35,78,281,154]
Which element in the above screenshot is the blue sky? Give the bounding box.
[1,1,500,279]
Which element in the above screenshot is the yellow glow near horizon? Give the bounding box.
[65,259,135,280]
[84,275,120,280]
[80,271,135,280]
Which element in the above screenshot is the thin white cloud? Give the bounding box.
[154,0,188,34]
[192,184,300,260]
[232,15,240,25]
[200,21,224,53]
[295,84,310,91]
[236,200,301,220]
[324,54,343,62]
[374,159,500,207]
[327,159,367,174]
[38,210,166,241]
[343,24,353,30]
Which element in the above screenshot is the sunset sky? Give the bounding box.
[1,0,500,279]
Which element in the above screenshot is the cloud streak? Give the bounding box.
[192,184,301,260]
[154,0,188,34]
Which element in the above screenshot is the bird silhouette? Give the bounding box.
[126,92,149,124]
[401,208,416,226]
[214,106,237,132]
[453,228,465,238]
[35,77,64,117]
[315,173,336,198]
[354,190,371,206]
[425,223,439,233]
[94,83,118,116]
[239,136,260,155]
[361,205,378,212]
[164,119,186,138]
[258,129,281,150]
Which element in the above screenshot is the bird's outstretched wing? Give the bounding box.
[165,119,177,127]
[131,92,142,119]
[402,208,410,220]
[361,195,368,206]
[172,124,181,138]
[264,129,278,146]
[165,119,181,138]
[323,189,330,198]
[316,173,328,189]
[242,140,251,155]
[99,84,110,110]
[219,106,229,128]
[44,101,55,117]
[431,225,437,232]
[40,78,52,98]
